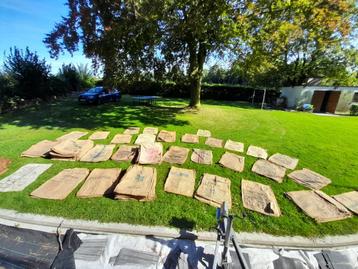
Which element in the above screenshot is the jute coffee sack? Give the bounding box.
[288,168,331,190]
[162,146,189,165]
[50,139,94,161]
[0,158,11,176]
[251,159,286,183]
[205,137,223,148]
[111,145,139,162]
[114,165,157,201]
[143,127,159,135]
[0,163,51,192]
[268,153,299,170]
[286,190,352,223]
[224,140,244,153]
[135,134,156,145]
[247,145,268,159]
[31,168,90,200]
[21,140,59,158]
[333,191,358,215]
[191,149,213,165]
[123,127,140,135]
[138,142,163,165]
[241,179,281,217]
[80,144,115,162]
[164,167,196,197]
[181,134,199,144]
[89,131,110,140]
[111,134,132,144]
[56,131,88,141]
[219,152,245,172]
[77,168,121,198]
[194,173,232,208]
[197,129,211,137]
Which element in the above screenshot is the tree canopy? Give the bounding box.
[45,0,357,106]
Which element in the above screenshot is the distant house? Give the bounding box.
[280,85,358,114]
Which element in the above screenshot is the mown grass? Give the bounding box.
[0,95,357,237]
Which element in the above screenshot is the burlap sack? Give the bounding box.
[224,140,244,153]
[268,153,299,170]
[219,152,245,172]
[162,146,189,165]
[77,168,121,198]
[194,173,232,208]
[56,131,88,141]
[138,143,163,164]
[0,158,11,176]
[241,179,281,217]
[135,134,156,145]
[333,191,358,215]
[111,145,139,162]
[31,168,90,200]
[164,167,196,197]
[181,134,199,144]
[0,163,52,192]
[197,129,211,137]
[247,145,268,159]
[114,165,157,201]
[111,134,132,144]
[252,159,286,183]
[286,190,352,223]
[205,137,223,148]
[288,168,331,190]
[80,144,115,162]
[143,127,159,135]
[50,139,94,161]
[123,127,140,134]
[191,149,213,165]
[89,131,110,140]
[21,140,59,158]
[157,130,176,142]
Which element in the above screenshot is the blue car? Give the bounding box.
[78,86,121,104]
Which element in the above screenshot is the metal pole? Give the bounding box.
[261,88,266,110]
[252,90,256,105]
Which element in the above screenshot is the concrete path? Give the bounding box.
[0,208,358,249]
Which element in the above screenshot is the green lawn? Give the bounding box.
[0,95,357,237]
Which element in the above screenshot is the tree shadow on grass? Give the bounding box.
[0,96,189,130]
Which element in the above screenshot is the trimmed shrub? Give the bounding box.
[350,104,358,116]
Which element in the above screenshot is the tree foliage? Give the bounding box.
[3,47,51,99]
[235,0,358,87]
[44,0,357,106]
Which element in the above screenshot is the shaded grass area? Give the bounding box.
[0,95,357,237]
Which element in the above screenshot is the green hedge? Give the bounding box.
[120,80,279,103]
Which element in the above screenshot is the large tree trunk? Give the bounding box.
[188,41,207,108]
